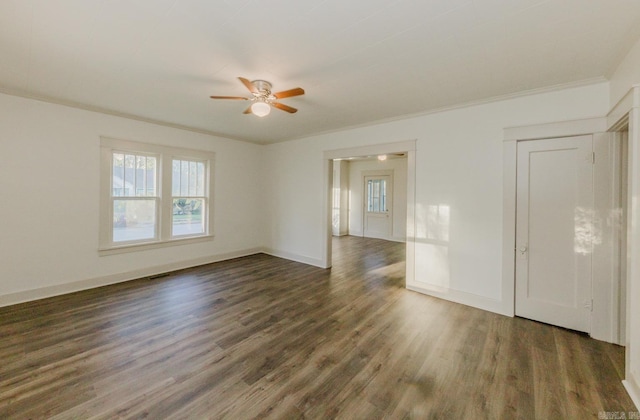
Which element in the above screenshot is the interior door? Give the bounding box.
[364,175,392,239]
[515,135,593,333]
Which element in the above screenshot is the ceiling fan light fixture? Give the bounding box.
[251,101,271,117]
[210,77,303,116]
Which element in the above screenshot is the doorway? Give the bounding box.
[322,141,416,282]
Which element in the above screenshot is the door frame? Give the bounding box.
[322,140,416,285]
[503,117,625,343]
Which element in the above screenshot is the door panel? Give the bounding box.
[515,135,593,333]
[364,175,392,239]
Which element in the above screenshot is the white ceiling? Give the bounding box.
[1,0,640,144]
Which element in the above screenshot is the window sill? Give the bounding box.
[99,234,215,256]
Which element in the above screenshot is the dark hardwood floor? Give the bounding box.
[0,236,636,419]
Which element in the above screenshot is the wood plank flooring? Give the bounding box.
[0,236,637,419]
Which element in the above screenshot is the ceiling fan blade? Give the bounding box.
[210,95,249,100]
[272,102,297,113]
[243,105,253,114]
[238,77,258,94]
[273,87,305,99]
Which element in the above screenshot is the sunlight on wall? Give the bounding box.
[426,205,450,241]
[415,204,451,290]
[574,206,602,255]
[332,186,340,233]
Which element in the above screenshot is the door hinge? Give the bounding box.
[592,152,596,164]
[584,299,593,312]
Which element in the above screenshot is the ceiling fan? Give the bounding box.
[210,77,304,117]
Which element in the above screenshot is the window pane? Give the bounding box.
[113,153,124,196]
[367,179,387,213]
[197,162,205,196]
[115,152,156,197]
[172,160,181,196]
[124,154,135,196]
[181,160,189,196]
[172,198,204,236]
[113,199,156,242]
[136,156,145,196]
[188,161,196,196]
[146,157,156,196]
[173,159,205,197]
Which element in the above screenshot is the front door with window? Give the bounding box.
[364,175,392,240]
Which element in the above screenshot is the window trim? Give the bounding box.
[99,137,215,255]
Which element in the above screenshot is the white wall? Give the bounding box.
[610,37,640,109]
[264,82,610,313]
[0,92,265,305]
[347,158,407,241]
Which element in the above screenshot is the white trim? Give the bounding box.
[98,234,214,256]
[605,86,640,408]
[406,284,509,316]
[0,248,262,308]
[322,157,333,268]
[0,78,607,146]
[626,104,640,396]
[323,140,417,160]
[99,137,216,253]
[623,379,640,411]
[262,247,326,268]
[405,150,416,286]
[592,132,622,343]
[0,87,253,144]
[284,78,608,145]
[608,85,640,130]
[503,117,607,142]
[501,140,517,317]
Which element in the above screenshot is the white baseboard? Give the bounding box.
[0,248,262,308]
[406,282,509,316]
[390,236,407,243]
[345,232,406,243]
[261,247,326,268]
[623,378,640,411]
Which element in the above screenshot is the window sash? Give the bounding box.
[171,197,207,237]
[111,197,160,243]
[112,151,158,198]
[172,158,206,197]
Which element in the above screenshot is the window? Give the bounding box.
[100,138,214,254]
[112,152,158,243]
[367,178,387,213]
[172,159,206,237]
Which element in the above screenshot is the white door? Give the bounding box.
[515,135,593,333]
[364,175,392,239]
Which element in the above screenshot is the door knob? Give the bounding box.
[519,246,527,255]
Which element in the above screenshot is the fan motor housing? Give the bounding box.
[252,80,272,95]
